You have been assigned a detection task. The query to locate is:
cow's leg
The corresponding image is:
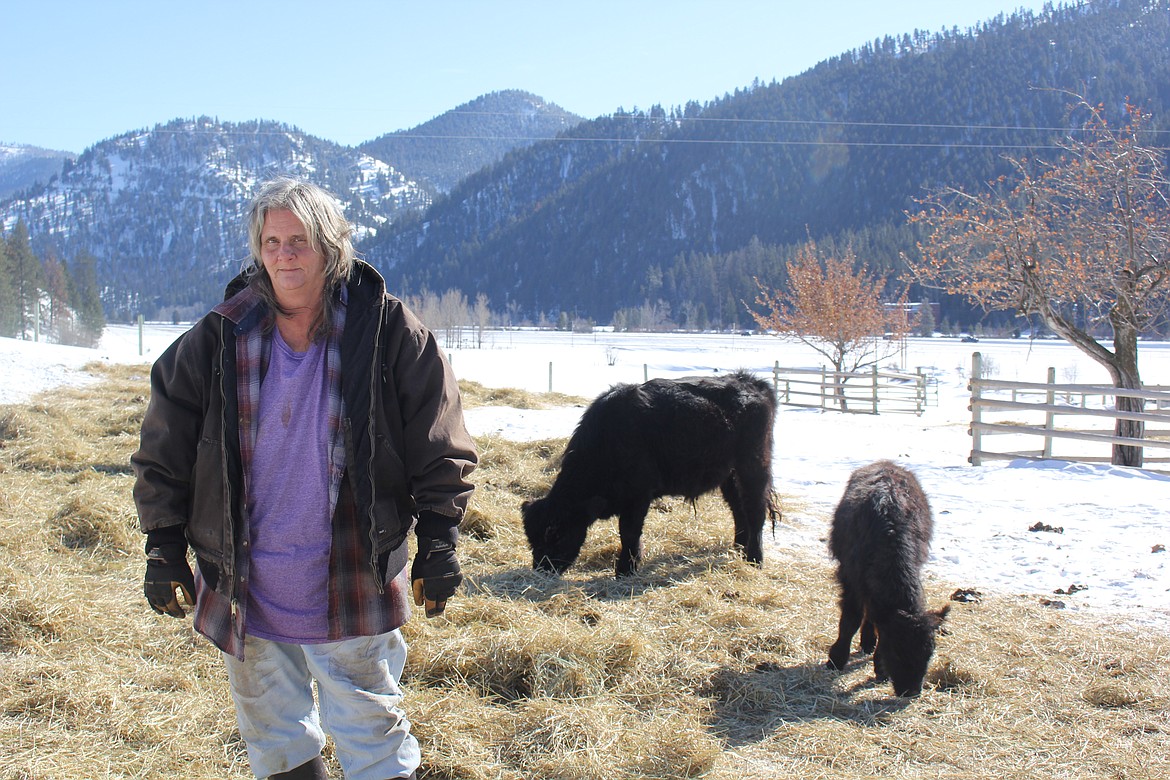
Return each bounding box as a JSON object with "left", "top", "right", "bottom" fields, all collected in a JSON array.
[
  {"left": 872, "top": 644, "right": 889, "bottom": 682},
  {"left": 860, "top": 617, "right": 877, "bottom": 654},
  {"left": 721, "top": 468, "right": 767, "bottom": 565},
  {"left": 615, "top": 498, "right": 652, "bottom": 576},
  {"left": 827, "top": 589, "right": 864, "bottom": 671}
]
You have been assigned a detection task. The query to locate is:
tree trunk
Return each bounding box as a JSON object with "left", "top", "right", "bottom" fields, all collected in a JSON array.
[
  {"left": 832, "top": 357, "right": 849, "bottom": 412},
  {"left": 1044, "top": 306, "right": 1145, "bottom": 468},
  {"left": 1109, "top": 320, "right": 1144, "bottom": 468}
]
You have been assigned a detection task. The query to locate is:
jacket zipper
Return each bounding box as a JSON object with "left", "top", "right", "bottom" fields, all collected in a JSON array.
[
  {"left": 366, "top": 299, "right": 386, "bottom": 594},
  {"left": 218, "top": 315, "right": 241, "bottom": 621}
]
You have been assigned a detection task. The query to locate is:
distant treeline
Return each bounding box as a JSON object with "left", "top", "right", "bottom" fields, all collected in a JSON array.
[{"left": 0, "top": 219, "right": 104, "bottom": 346}]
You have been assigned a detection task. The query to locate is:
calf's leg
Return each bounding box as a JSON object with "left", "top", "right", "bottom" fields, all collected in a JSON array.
[
  {"left": 860, "top": 618, "right": 877, "bottom": 654},
  {"left": 827, "top": 590, "right": 864, "bottom": 671},
  {"left": 872, "top": 634, "right": 889, "bottom": 682},
  {"left": 721, "top": 472, "right": 766, "bottom": 565},
  {"left": 615, "top": 498, "right": 652, "bottom": 576}
]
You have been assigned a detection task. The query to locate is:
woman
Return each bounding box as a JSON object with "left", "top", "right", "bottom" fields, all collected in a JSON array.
[{"left": 132, "top": 176, "right": 477, "bottom": 780}]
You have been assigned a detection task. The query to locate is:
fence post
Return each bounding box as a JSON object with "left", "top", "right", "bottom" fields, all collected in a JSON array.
[
  {"left": 773, "top": 361, "right": 779, "bottom": 396},
  {"left": 1044, "top": 366, "right": 1056, "bottom": 459},
  {"left": 970, "top": 352, "right": 983, "bottom": 466},
  {"left": 548, "top": 362, "right": 553, "bottom": 393},
  {"left": 916, "top": 368, "right": 926, "bottom": 415},
  {"left": 820, "top": 366, "right": 828, "bottom": 410},
  {"left": 644, "top": 363, "right": 648, "bottom": 382},
  {"left": 871, "top": 365, "right": 880, "bottom": 415}
]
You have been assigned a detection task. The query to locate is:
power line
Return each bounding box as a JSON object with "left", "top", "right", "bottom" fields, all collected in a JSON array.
[
  {"left": 370, "top": 132, "right": 1074, "bottom": 151},
  {"left": 141, "top": 126, "right": 1170, "bottom": 152},
  {"left": 130, "top": 107, "right": 1170, "bottom": 153},
  {"left": 399, "top": 107, "right": 1170, "bottom": 135}
]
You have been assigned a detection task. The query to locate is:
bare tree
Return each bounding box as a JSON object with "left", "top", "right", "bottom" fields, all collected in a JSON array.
[
  {"left": 406, "top": 290, "right": 441, "bottom": 331},
  {"left": 906, "top": 95, "right": 1170, "bottom": 466},
  {"left": 750, "top": 238, "right": 908, "bottom": 410},
  {"left": 474, "top": 293, "right": 491, "bottom": 348},
  {"left": 41, "top": 252, "right": 73, "bottom": 337},
  {"left": 439, "top": 289, "right": 469, "bottom": 349}
]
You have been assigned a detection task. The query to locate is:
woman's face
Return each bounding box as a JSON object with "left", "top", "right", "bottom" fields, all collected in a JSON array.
[{"left": 259, "top": 208, "right": 326, "bottom": 309}]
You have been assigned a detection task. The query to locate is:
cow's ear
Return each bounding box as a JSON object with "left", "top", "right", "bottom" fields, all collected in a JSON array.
[
  {"left": 521, "top": 500, "right": 533, "bottom": 511},
  {"left": 928, "top": 604, "right": 951, "bottom": 631}
]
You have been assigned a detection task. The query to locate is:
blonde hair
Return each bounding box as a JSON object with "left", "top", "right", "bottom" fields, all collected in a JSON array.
[{"left": 244, "top": 176, "right": 355, "bottom": 339}]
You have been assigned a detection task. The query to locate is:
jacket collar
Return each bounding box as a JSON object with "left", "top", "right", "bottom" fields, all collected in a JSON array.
[{"left": 212, "top": 284, "right": 265, "bottom": 331}]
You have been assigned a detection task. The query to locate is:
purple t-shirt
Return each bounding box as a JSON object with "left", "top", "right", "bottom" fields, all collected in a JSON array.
[{"left": 245, "top": 327, "right": 332, "bottom": 643}]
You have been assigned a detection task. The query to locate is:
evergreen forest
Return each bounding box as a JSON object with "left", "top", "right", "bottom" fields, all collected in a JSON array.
[
  {"left": 1, "top": 0, "right": 1168, "bottom": 332},
  {"left": 362, "top": 0, "right": 1170, "bottom": 330}
]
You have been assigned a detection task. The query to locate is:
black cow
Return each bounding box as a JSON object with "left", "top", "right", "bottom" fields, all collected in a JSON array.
[
  {"left": 826, "top": 460, "right": 950, "bottom": 697},
  {"left": 522, "top": 370, "right": 778, "bottom": 577}
]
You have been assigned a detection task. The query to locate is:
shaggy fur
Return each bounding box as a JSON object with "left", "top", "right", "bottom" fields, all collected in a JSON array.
[
  {"left": 522, "top": 370, "right": 777, "bottom": 577},
  {"left": 826, "top": 460, "right": 949, "bottom": 697}
]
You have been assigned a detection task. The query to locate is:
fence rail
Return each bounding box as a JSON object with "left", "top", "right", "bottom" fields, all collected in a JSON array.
[
  {"left": 968, "top": 352, "right": 1170, "bottom": 469},
  {"left": 771, "top": 362, "right": 935, "bottom": 415}
]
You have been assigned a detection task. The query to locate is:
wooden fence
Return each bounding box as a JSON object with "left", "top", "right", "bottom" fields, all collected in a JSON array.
[
  {"left": 771, "top": 362, "right": 936, "bottom": 415},
  {"left": 968, "top": 351, "right": 1170, "bottom": 469}
]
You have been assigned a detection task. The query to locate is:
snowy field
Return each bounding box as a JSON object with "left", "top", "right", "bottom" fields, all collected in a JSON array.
[{"left": 2, "top": 324, "right": 1167, "bottom": 631}]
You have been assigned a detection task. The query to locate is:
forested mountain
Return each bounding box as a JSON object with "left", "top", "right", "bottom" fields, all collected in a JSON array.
[
  {"left": 362, "top": 0, "right": 1170, "bottom": 328},
  {"left": 0, "top": 144, "right": 74, "bottom": 199},
  {"left": 0, "top": 118, "right": 430, "bottom": 319},
  {"left": 360, "top": 90, "right": 583, "bottom": 192},
  {"left": 3, "top": 0, "right": 1167, "bottom": 328},
  {"left": 0, "top": 95, "right": 583, "bottom": 321}
]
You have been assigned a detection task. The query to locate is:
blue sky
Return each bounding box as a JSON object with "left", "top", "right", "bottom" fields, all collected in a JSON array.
[{"left": 5, "top": 1, "right": 1050, "bottom": 154}]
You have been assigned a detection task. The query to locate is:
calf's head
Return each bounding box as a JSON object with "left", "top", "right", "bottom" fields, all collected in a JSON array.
[
  {"left": 521, "top": 497, "right": 590, "bottom": 574},
  {"left": 878, "top": 605, "right": 951, "bottom": 697}
]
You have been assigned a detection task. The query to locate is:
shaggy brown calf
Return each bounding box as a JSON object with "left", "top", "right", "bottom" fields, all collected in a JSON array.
[
  {"left": 522, "top": 370, "right": 777, "bottom": 577},
  {"left": 826, "top": 460, "right": 949, "bottom": 697}
]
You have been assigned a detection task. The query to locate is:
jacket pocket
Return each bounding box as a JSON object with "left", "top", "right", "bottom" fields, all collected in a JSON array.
[
  {"left": 187, "top": 435, "right": 228, "bottom": 563},
  {"left": 371, "top": 434, "right": 412, "bottom": 551}
]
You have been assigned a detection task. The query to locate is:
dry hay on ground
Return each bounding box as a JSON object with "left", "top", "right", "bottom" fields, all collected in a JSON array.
[
  {"left": 458, "top": 380, "right": 588, "bottom": 410},
  {"left": 1, "top": 369, "right": 1167, "bottom": 779}
]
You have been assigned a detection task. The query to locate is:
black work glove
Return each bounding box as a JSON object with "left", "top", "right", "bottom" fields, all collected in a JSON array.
[
  {"left": 411, "top": 512, "right": 463, "bottom": 618},
  {"left": 144, "top": 541, "right": 196, "bottom": 618}
]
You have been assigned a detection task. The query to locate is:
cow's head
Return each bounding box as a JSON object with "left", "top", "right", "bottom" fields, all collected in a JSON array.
[
  {"left": 878, "top": 605, "right": 951, "bottom": 697},
  {"left": 521, "top": 496, "right": 590, "bottom": 574}
]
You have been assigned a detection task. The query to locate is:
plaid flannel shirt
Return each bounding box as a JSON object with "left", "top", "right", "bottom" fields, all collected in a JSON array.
[{"left": 192, "top": 284, "right": 411, "bottom": 660}]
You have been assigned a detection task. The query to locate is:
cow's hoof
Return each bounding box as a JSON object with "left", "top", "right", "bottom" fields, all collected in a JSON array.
[{"left": 826, "top": 650, "right": 849, "bottom": 671}]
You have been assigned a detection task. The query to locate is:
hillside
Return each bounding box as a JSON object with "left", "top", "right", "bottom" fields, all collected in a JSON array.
[
  {"left": 361, "top": 0, "right": 1170, "bottom": 327},
  {"left": 3, "top": 1, "right": 1168, "bottom": 326},
  {"left": 1, "top": 117, "right": 430, "bottom": 320},
  {"left": 360, "top": 89, "right": 583, "bottom": 192},
  {"left": 0, "top": 144, "right": 74, "bottom": 199},
  {"left": 0, "top": 94, "right": 586, "bottom": 320}
]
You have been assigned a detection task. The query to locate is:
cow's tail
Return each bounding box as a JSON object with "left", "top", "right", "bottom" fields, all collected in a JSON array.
[{"left": 767, "top": 488, "right": 782, "bottom": 536}]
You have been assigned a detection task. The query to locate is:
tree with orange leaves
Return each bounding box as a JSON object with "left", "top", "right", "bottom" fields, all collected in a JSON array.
[
  {"left": 750, "top": 238, "right": 908, "bottom": 410},
  {"left": 906, "top": 94, "right": 1170, "bottom": 467}
]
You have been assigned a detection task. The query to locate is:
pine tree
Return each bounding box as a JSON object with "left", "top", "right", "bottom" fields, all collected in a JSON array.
[
  {"left": 916, "top": 300, "right": 937, "bottom": 337},
  {"left": 69, "top": 250, "right": 106, "bottom": 346},
  {"left": 0, "top": 237, "right": 16, "bottom": 337},
  {"left": 6, "top": 220, "right": 42, "bottom": 339}
]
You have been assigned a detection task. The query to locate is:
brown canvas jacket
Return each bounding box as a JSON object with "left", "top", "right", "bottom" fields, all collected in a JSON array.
[{"left": 132, "top": 261, "right": 477, "bottom": 610}]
